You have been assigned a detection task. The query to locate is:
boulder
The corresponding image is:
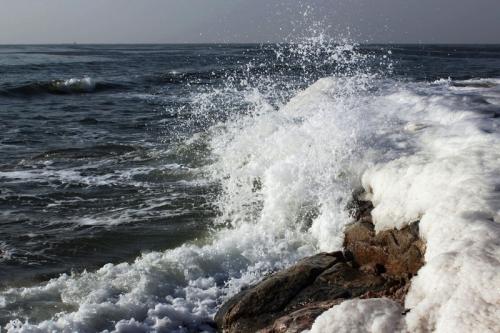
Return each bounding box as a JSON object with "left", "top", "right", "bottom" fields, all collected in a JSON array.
[
  {"left": 215, "top": 198, "right": 426, "bottom": 333},
  {"left": 343, "top": 218, "right": 425, "bottom": 278},
  {"left": 215, "top": 252, "right": 343, "bottom": 333},
  {"left": 257, "top": 300, "right": 343, "bottom": 333}
]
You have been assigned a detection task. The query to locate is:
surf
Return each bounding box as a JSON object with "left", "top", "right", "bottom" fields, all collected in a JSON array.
[{"left": 1, "top": 41, "right": 499, "bottom": 333}]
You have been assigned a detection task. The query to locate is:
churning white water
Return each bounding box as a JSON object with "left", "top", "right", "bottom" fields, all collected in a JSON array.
[
  {"left": 308, "top": 78, "right": 500, "bottom": 333},
  {"left": 2, "top": 40, "right": 500, "bottom": 333}
]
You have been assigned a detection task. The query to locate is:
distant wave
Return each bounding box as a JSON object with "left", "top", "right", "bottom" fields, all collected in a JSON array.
[{"left": 0, "top": 77, "right": 123, "bottom": 97}]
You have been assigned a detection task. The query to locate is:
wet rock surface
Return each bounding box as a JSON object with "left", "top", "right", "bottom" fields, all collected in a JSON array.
[{"left": 215, "top": 199, "right": 425, "bottom": 333}]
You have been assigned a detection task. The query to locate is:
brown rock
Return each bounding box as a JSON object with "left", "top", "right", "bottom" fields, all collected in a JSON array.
[
  {"left": 215, "top": 252, "right": 343, "bottom": 333},
  {"left": 215, "top": 197, "right": 426, "bottom": 333},
  {"left": 215, "top": 252, "right": 409, "bottom": 333},
  {"left": 344, "top": 217, "right": 425, "bottom": 278},
  {"left": 257, "top": 300, "right": 343, "bottom": 333}
]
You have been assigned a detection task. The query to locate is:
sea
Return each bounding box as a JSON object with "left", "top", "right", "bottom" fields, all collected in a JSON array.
[{"left": 1, "top": 41, "right": 499, "bottom": 332}]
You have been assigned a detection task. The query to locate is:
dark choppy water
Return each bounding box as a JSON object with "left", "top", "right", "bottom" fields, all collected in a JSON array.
[{"left": 1, "top": 43, "right": 500, "bottom": 331}]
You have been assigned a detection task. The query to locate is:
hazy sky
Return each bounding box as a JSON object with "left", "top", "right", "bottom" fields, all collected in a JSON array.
[{"left": 0, "top": 0, "right": 499, "bottom": 44}]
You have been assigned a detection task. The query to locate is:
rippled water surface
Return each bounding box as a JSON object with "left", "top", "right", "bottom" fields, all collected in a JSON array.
[{"left": 1, "top": 43, "right": 500, "bottom": 331}]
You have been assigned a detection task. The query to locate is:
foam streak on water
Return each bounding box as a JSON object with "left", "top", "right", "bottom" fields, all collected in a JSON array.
[{"left": 1, "top": 41, "right": 500, "bottom": 332}]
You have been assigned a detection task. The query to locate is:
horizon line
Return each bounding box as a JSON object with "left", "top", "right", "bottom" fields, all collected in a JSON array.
[{"left": 1, "top": 42, "right": 500, "bottom": 46}]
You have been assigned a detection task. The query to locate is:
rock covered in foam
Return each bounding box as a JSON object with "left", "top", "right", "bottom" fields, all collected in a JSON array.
[{"left": 215, "top": 202, "right": 425, "bottom": 333}]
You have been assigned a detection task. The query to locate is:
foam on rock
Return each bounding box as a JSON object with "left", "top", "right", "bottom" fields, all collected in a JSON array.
[
  {"left": 215, "top": 202, "right": 425, "bottom": 333},
  {"left": 312, "top": 79, "right": 500, "bottom": 333}
]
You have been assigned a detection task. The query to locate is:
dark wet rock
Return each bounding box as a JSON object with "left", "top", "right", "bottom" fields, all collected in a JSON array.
[
  {"left": 258, "top": 299, "right": 343, "bottom": 333},
  {"left": 216, "top": 198, "right": 426, "bottom": 333},
  {"left": 215, "top": 252, "right": 342, "bottom": 333}
]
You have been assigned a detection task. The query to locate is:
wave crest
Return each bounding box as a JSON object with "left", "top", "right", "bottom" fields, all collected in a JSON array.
[{"left": 0, "top": 77, "right": 120, "bottom": 97}]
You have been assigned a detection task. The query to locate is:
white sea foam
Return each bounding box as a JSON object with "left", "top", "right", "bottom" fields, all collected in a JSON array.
[
  {"left": 308, "top": 299, "right": 405, "bottom": 333},
  {"left": 309, "top": 80, "right": 500, "bottom": 332},
  {"left": 0, "top": 242, "right": 15, "bottom": 262},
  {"left": 2, "top": 61, "right": 396, "bottom": 332},
  {"left": 0, "top": 164, "right": 185, "bottom": 188},
  {"left": 2, "top": 50, "right": 499, "bottom": 332}
]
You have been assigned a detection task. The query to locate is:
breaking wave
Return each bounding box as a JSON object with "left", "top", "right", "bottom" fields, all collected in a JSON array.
[{"left": 1, "top": 40, "right": 500, "bottom": 333}]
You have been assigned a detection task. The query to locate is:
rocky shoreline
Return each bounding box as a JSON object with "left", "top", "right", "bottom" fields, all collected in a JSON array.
[{"left": 215, "top": 197, "right": 425, "bottom": 333}]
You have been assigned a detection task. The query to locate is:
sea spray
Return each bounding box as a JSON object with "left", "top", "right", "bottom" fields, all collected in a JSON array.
[
  {"left": 2, "top": 41, "right": 499, "bottom": 333},
  {"left": 2, "top": 38, "right": 392, "bottom": 332}
]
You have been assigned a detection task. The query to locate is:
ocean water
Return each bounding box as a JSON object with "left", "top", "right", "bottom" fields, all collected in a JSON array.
[{"left": 1, "top": 42, "right": 499, "bottom": 332}]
